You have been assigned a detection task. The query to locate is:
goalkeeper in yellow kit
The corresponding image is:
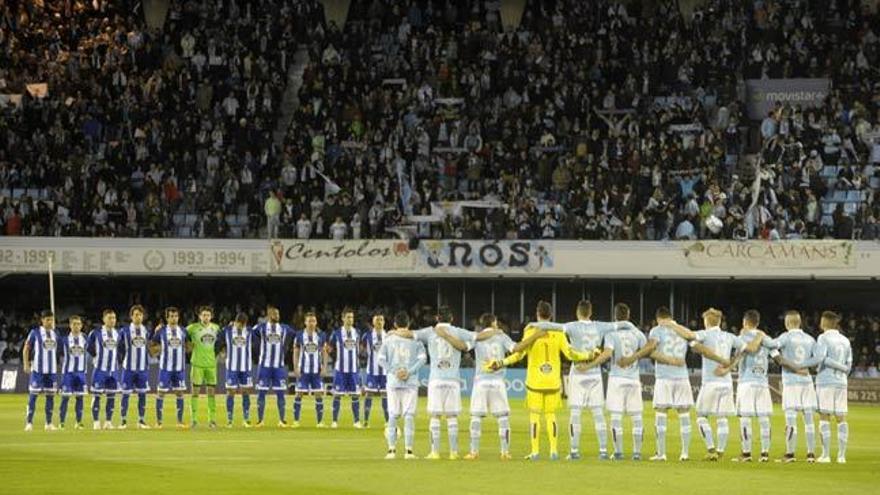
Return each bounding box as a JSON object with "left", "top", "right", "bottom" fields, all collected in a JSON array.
[{"left": 488, "top": 301, "right": 600, "bottom": 460}]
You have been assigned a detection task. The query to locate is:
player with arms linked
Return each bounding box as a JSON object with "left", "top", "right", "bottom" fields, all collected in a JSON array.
[
  {"left": 377, "top": 311, "right": 427, "bottom": 460},
  {"left": 487, "top": 301, "right": 599, "bottom": 461}
]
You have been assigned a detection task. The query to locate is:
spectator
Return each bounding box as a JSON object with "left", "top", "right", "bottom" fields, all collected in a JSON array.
[
  {"left": 265, "top": 191, "right": 282, "bottom": 239},
  {"left": 330, "top": 216, "right": 347, "bottom": 241},
  {"left": 296, "top": 213, "right": 312, "bottom": 240}
]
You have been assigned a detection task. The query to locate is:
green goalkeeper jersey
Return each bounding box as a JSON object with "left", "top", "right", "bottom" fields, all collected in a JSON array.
[{"left": 186, "top": 322, "right": 220, "bottom": 368}]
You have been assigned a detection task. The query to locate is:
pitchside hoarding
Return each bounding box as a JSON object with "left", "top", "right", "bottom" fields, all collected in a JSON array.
[{"left": 0, "top": 238, "right": 878, "bottom": 279}]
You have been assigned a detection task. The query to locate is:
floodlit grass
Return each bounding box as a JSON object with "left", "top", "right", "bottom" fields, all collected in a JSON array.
[{"left": 0, "top": 394, "right": 877, "bottom": 495}]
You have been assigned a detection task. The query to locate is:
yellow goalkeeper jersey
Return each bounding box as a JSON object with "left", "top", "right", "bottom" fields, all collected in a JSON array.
[{"left": 502, "top": 323, "right": 592, "bottom": 392}]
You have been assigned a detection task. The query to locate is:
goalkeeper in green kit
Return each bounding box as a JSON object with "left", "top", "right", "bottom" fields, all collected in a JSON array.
[{"left": 186, "top": 306, "right": 221, "bottom": 428}]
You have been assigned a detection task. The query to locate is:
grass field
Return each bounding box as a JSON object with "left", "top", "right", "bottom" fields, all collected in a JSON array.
[{"left": 0, "top": 394, "right": 877, "bottom": 495}]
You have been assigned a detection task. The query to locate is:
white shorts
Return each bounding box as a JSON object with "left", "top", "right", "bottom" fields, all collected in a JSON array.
[
  {"left": 817, "top": 386, "right": 848, "bottom": 415},
  {"left": 696, "top": 382, "right": 735, "bottom": 417},
  {"left": 470, "top": 379, "right": 510, "bottom": 416},
  {"left": 605, "top": 376, "right": 643, "bottom": 415},
  {"left": 387, "top": 387, "right": 418, "bottom": 417},
  {"left": 781, "top": 383, "right": 817, "bottom": 411},
  {"left": 653, "top": 378, "right": 694, "bottom": 410},
  {"left": 567, "top": 375, "right": 604, "bottom": 409},
  {"left": 735, "top": 383, "right": 773, "bottom": 417},
  {"left": 427, "top": 380, "right": 462, "bottom": 416}
]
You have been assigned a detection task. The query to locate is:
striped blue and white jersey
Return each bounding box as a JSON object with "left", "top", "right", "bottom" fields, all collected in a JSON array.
[
  {"left": 362, "top": 329, "right": 386, "bottom": 377},
  {"left": 331, "top": 326, "right": 360, "bottom": 373},
  {"left": 27, "top": 326, "right": 59, "bottom": 374},
  {"left": 120, "top": 323, "right": 151, "bottom": 372},
  {"left": 771, "top": 329, "right": 816, "bottom": 386},
  {"left": 61, "top": 333, "right": 88, "bottom": 373},
  {"left": 87, "top": 327, "right": 121, "bottom": 372},
  {"left": 648, "top": 324, "right": 689, "bottom": 380},
  {"left": 254, "top": 322, "right": 292, "bottom": 369},
  {"left": 564, "top": 320, "right": 616, "bottom": 379},
  {"left": 694, "top": 327, "right": 745, "bottom": 386},
  {"left": 221, "top": 325, "right": 254, "bottom": 372},
  {"left": 152, "top": 325, "right": 186, "bottom": 372},
  {"left": 295, "top": 330, "right": 325, "bottom": 374},
  {"left": 413, "top": 324, "right": 475, "bottom": 382},
  {"left": 813, "top": 330, "right": 852, "bottom": 389}
]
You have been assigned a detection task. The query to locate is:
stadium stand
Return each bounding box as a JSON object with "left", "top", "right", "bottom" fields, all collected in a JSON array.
[{"left": 1, "top": 0, "right": 879, "bottom": 240}]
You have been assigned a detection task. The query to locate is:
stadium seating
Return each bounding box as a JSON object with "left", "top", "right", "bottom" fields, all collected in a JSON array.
[{"left": 1, "top": 0, "right": 878, "bottom": 240}]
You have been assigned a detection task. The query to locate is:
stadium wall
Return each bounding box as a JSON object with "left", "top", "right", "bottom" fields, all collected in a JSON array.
[{"left": 0, "top": 237, "right": 877, "bottom": 280}]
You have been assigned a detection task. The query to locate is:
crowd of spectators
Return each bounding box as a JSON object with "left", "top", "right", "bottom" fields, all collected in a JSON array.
[
  {"left": 279, "top": 0, "right": 880, "bottom": 241},
  {"left": 2, "top": 0, "right": 880, "bottom": 241},
  {"left": 0, "top": 0, "right": 322, "bottom": 237}
]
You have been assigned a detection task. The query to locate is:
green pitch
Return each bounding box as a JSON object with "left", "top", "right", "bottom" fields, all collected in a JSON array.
[{"left": 0, "top": 394, "right": 877, "bottom": 495}]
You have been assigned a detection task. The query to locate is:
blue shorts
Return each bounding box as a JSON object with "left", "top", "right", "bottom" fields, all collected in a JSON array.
[
  {"left": 257, "top": 366, "right": 288, "bottom": 391},
  {"left": 121, "top": 370, "right": 151, "bottom": 393},
  {"left": 29, "top": 372, "right": 57, "bottom": 393},
  {"left": 226, "top": 370, "right": 254, "bottom": 390},
  {"left": 61, "top": 372, "right": 87, "bottom": 395},
  {"left": 333, "top": 372, "right": 361, "bottom": 395},
  {"left": 364, "top": 374, "right": 387, "bottom": 393},
  {"left": 297, "top": 373, "right": 323, "bottom": 393},
  {"left": 91, "top": 370, "right": 119, "bottom": 394},
  {"left": 158, "top": 370, "right": 187, "bottom": 392}
]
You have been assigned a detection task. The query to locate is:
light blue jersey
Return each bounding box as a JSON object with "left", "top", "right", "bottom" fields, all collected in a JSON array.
[
  {"left": 771, "top": 329, "right": 816, "bottom": 385},
  {"left": 473, "top": 330, "right": 516, "bottom": 381},
  {"left": 414, "top": 324, "right": 475, "bottom": 382},
  {"left": 812, "top": 330, "right": 852, "bottom": 389},
  {"left": 694, "top": 327, "right": 744, "bottom": 385},
  {"left": 648, "top": 325, "right": 689, "bottom": 380},
  {"left": 377, "top": 334, "right": 427, "bottom": 388},
  {"left": 604, "top": 321, "right": 647, "bottom": 381},
  {"left": 738, "top": 330, "right": 775, "bottom": 384},
  {"left": 564, "top": 320, "right": 615, "bottom": 379}
]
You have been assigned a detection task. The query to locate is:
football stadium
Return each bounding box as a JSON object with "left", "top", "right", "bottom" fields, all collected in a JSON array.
[{"left": 1, "top": 1, "right": 879, "bottom": 494}]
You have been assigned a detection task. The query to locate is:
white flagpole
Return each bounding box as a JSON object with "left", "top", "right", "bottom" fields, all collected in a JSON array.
[{"left": 48, "top": 252, "right": 56, "bottom": 315}]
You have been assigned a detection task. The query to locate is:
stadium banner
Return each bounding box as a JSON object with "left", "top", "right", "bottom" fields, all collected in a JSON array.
[
  {"left": 414, "top": 239, "right": 876, "bottom": 279},
  {"left": 682, "top": 240, "right": 855, "bottom": 270},
  {"left": 0, "top": 238, "right": 271, "bottom": 275},
  {"left": 745, "top": 78, "right": 831, "bottom": 120},
  {"left": 416, "top": 240, "right": 554, "bottom": 274},
  {"left": 2, "top": 238, "right": 880, "bottom": 279},
  {"left": 269, "top": 239, "right": 414, "bottom": 273}
]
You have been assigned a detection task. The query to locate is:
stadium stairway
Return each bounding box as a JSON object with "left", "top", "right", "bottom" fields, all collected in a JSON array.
[{"left": 273, "top": 45, "right": 311, "bottom": 149}]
